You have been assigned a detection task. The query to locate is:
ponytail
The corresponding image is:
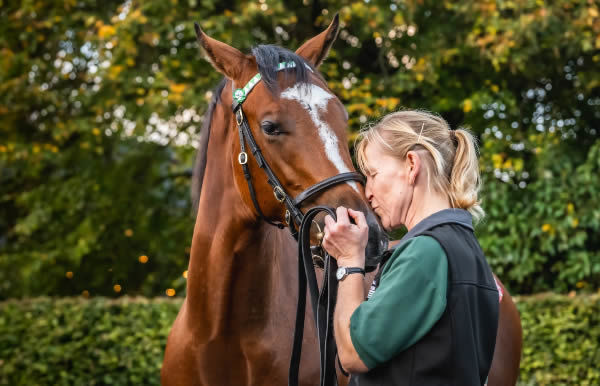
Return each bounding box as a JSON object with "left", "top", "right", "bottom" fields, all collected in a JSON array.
[{"left": 449, "top": 129, "right": 484, "bottom": 223}]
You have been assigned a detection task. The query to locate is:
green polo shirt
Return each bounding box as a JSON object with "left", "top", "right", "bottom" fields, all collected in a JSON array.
[{"left": 349, "top": 235, "right": 448, "bottom": 369}]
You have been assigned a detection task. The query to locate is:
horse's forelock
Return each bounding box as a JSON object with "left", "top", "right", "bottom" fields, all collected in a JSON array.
[{"left": 251, "top": 45, "right": 313, "bottom": 95}]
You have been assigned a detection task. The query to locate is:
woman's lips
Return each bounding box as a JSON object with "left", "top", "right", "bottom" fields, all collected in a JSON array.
[{"left": 372, "top": 207, "right": 382, "bottom": 220}]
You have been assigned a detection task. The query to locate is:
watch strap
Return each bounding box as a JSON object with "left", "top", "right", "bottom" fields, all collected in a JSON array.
[{"left": 345, "top": 267, "right": 366, "bottom": 276}]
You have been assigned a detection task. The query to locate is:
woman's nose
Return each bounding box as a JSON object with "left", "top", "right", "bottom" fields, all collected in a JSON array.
[{"left": 364, "top": 179, "right": 374, "bottom": 204}]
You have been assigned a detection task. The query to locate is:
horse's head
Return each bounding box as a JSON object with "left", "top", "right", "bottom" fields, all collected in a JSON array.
[{"left": 194, "top": 15, "right": 387, "bottom": 262}]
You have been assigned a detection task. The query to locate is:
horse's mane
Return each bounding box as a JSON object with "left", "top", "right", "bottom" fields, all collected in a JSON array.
[
  {"left": 191, "top": 45, "right": 315, "bottom": 214},
  {"left": 191, "top": 78, "right": 227, "bottom": 214}
]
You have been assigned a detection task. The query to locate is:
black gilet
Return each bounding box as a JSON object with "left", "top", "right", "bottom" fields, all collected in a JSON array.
[{"left": 350, "top": 209, "right": 499, "bottom": 386}]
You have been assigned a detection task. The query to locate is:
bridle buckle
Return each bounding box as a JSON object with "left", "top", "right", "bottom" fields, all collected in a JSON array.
[
  {"left": 238, "top": 152, "right": 248, "bottom": 165},
  {"left": 236, "top": 109, "right": 244, "bottom": 126},
  {"left": 273, "top": 186, "right": 286, "bottom": 203}
]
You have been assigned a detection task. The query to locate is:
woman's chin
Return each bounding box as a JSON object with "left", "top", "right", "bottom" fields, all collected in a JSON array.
[
  {"left": 385, "top": 220, "right": 404, "bottom": 233},
  {"left": 381, "top": 220, "right": 393, "bottom": 232}
]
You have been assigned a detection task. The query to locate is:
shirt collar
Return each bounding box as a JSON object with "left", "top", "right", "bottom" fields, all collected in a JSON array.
[{"left": 398, "top": 208, "right": 473, "bottom": 244}]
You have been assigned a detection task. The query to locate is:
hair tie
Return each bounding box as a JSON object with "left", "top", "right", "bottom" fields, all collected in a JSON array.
[{"left": 450, "top": 130, "right": 458, "bottom": 146}]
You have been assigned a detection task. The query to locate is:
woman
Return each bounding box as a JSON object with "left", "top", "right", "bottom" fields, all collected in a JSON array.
[{"left": 322, "top": 110, "right": 499, "bottom": 385}]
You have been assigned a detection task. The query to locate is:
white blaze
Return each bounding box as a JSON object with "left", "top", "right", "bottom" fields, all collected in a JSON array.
[{"left": 281, "top": 83, "right": 358, "bottom": 191}]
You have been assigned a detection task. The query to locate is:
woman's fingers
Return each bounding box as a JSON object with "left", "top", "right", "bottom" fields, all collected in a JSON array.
[
  {"left": 324, "top": 214, "right": 335, "bottom": 231},
  {"left": 324, "top": 207, "right": 367, "bottom": 241},
  {"left": 321, "top": 207, "right": 368, "bottom": 265},
  {"left": 336, "top": 206, "right": 350, "bottom": 225},
  {"left": 347, "top": 208, "right": 367, "bottom": 229}
]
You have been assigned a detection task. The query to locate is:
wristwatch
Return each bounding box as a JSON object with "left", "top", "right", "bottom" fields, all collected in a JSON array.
[{"left": 336, "top": 267, "right": 366, "bottom": 281}]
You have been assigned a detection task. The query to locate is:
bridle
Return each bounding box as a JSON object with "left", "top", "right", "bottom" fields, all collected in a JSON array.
[
  {"left": 230, "top": 61, "right": 363, "bottom": 386},
  {"left": 231, "top": 61, "right": 365, "bottom": 239}
]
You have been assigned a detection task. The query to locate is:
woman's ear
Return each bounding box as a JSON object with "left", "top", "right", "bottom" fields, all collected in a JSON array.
[{"left": 406, "top": 151, "right": 421, "bottom": 185}]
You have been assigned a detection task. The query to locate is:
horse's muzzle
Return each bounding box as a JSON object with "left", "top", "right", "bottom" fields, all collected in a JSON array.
[{"left": 364, "top": 210, "right": 388, "bottom": 272}]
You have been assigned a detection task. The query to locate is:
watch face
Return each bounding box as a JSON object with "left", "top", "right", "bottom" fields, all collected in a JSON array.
[{"left": 336, "top": 267, "right": 346, "bottom": 280}]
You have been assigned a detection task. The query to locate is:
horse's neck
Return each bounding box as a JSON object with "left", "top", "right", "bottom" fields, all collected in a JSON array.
[{"left": 185, "top": 110, "right": 297, "bottom": 338}]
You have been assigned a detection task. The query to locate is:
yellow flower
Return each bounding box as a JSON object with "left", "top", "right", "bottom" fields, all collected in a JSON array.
[
  {"left": 541, "top": 223, "right": 552, "bottom": 233},
  {"left": 169, "top": 83, "right": 187, "bottom": 94},
  {"left": 513, "top": 159, "right": 524, "bottom": 172},
  {"left": 124, "top": 229, "right": 133, "bottom": 237},
  {"left": 183, "top": 270, "right": 188, "bottom": 279},
  {"left": 491, "top": 153, "right": 503, "bottom": 169},
  {"left": 108, "top": 65, "right": 123, "bottom": 79},
  {"left": 66, "top": 271, "right": 73, "bottom": 279},
  {"left": 462, "top": 99, "right": 473, "bottom": 113},
  {"left": 571, "top": 218, "right": 579, "bottom": 228},
  {"left": 567, "top": 203, "right": 574, "bottom": 214},
  {"left": 139, "top": 255, "right": 148, "bottom": 263},
  {"left": 113, "top": 284, "right": 122, "bottom": 293},
  {"left": 92, "top": 128, "right": 101, "bottom": 136},
  {"left": 166, "top": 288, "right": 176, "bottom": 297},
  {"left": 98, "top": 25, "right": 116, "bottom": 39}
]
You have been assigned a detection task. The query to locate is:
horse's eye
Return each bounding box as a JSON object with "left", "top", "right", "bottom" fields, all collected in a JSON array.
[{"left": 260, "top": 121, "right": 282, "bottom": 136}]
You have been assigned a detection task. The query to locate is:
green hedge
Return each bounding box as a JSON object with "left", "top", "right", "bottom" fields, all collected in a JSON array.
[
  {"left": 0, "top": 297, "right": 180, "bottom": 385},
  {"left": 0, "top": 295, "right": 598, "bottom": 385},
  {"left": 516, "top": 294, "right": 600, "bottom": 385}
]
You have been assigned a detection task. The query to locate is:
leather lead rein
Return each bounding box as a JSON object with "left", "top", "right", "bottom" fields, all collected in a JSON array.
[{"left": 289, "top": 206, "right": 340, "bottom": 386}]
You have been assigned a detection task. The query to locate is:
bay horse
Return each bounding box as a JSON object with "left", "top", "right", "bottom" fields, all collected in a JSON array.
[
  {"left": 162, "top": 16, "right": 387, "bottom": 386},
  {"left": 162, "top": 16, "right": 522, "bottom": 386}
]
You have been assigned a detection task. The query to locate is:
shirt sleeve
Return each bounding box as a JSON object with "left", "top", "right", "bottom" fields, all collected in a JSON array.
[{"left": 349, "top": 235, "right": 448, "bottom": 369}]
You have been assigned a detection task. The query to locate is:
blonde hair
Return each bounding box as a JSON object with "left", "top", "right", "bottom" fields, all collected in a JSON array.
[{"left": 355, "top": 110, "right": 484, "bottom": 223}]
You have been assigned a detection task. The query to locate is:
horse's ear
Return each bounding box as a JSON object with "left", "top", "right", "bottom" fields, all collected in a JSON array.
[
  {"left": 295, "top": 13, "right": 339, "bottom": 68},
  {"left": 194, "top": 22, "right": 250, "bottom": 80}
]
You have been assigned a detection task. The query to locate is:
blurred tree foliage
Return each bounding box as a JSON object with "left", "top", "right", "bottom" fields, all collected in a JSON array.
[{"left": 1, "top": 0, "right": 599, "bottom": 299}]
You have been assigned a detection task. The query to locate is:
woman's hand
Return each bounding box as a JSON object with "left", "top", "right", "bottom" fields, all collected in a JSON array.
[{"left": 323, "top": 206, "right": 369, "bottom": 267}]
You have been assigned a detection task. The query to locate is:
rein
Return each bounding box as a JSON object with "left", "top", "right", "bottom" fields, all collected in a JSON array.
[
  {"left": 231, "top": 62, "right": 362, "bottom": 386},
  {"left": 290, "top": 206, "right": 342, "bottom": 386}
]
